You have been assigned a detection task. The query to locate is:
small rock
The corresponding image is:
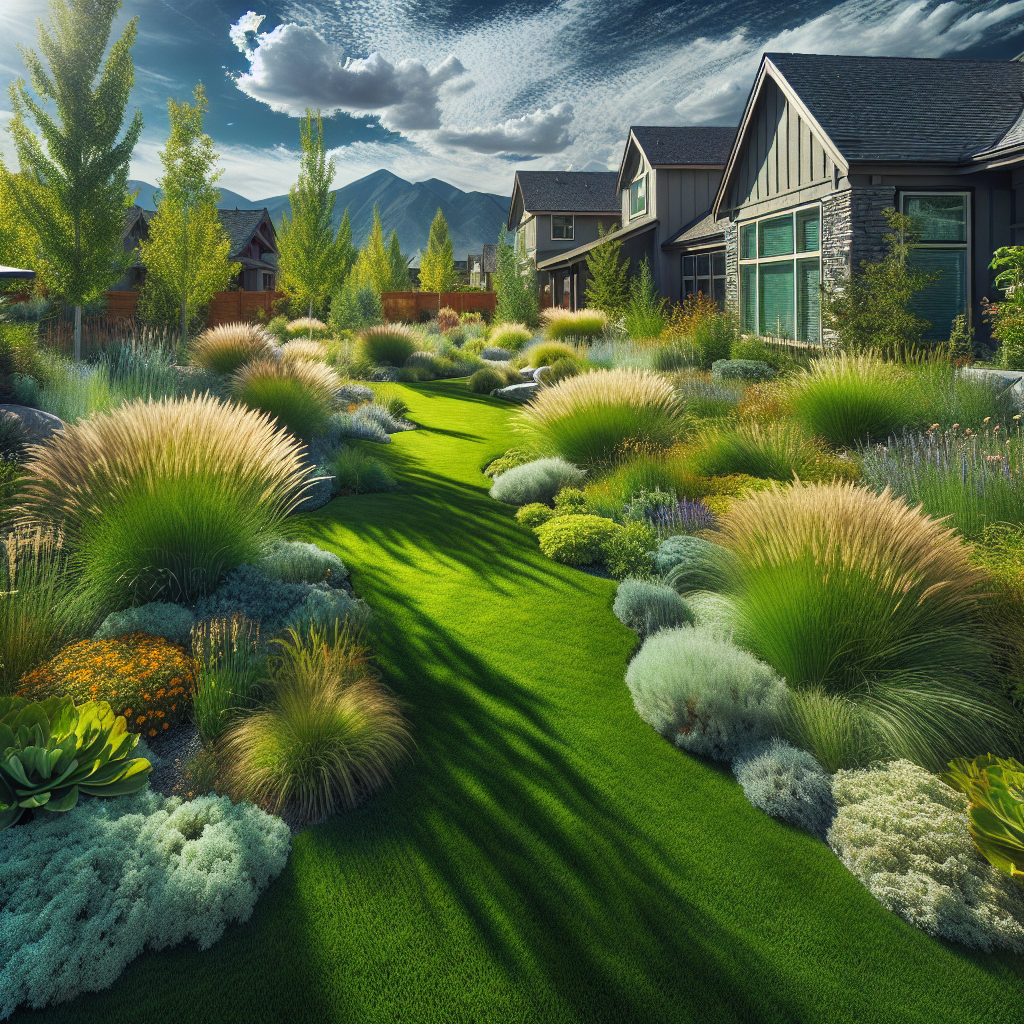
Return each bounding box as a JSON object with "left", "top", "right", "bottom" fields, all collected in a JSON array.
[
  {"left": 0, "top": 404, "right": 64, "bottom": 448},
  {"left": 491, "top": 382, "right": 539, "bottom": 403},
  {"left": 519, "top": 367, "right": 536, "bottom": 380},
  {"left": 292, "top": 473, "right": 336, "bottom": 514},
  {"left": 532, "top": 366, "right": 551, "bottom": 383}
]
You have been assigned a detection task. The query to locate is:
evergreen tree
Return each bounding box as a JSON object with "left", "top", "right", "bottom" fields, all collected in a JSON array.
[
  {"left": 276, "top": 110, "right": 348, "bottom": 319},
  {"left": 350, "top": 205, "right": 392, "bottom": 295},
  {"left": 335, "top": 207, "right": 357, "bottom": 283},
  {"left": 419, "top": 207, "right": 457, "bottom": 294},
  {"left": 494, "top": 226, "right": 539, "bottom": 326},
  {"left": 3, "top": 0, "right": 143, "bottom": 359},
  {"left": 137, "top": 84, "right": 237, "bottom": 342},
  {"left": 623, "top": 257, "right": 665, "bottom": 339},
  {"left": 387, "top": 229, "right": 410, "bottom": 291},
  {"left": 584, "top": 224, "right": 629, "bottom": 316}
]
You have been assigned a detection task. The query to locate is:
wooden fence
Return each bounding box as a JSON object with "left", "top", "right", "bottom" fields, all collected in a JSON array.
[
  {"left": 381, "top": 291, "right": 496, "bottom": 323},
  {"left": 102, "top": 290, "right": 283, "bottom": 327}
]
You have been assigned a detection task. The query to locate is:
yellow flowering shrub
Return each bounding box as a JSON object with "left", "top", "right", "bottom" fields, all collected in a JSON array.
[{"left": 17, "top": 635, "right": 196, "bottom": 737}]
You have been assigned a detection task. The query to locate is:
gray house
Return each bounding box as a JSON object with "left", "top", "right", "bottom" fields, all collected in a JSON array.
[
  {"left": 506, "top": 171, "right": 620, "bottom": 307},
  {"left": 538, "top": 126, "right": 735, "bottom": 309},
  {"left": 713, "top": 52, "right": 1024, "bottom": 345}
]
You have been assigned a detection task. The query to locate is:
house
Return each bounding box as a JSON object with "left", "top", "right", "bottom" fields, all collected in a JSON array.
[
  {"left": 713, "top": 52, "right": 1024, "bottom": 344},
  {"left": 114, "top": 205, "right": 279, "bottom": 292},
  {"left": 506, "top": 171, "right": 620, "bottom": 307},
  {"left": 537, "top": 126, "right": 735, "bottom": 309}
]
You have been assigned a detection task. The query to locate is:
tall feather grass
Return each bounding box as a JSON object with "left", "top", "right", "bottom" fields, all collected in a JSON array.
[
  {"left": 541, "top": 307, "right": 608, "bottom": 340},
  {"left": 488, "top": 323, "right": 533, "bottom": 352},
  {"left": 17, "top": 395, "right": 313, "bottom": 608},
  {"left": 357, "top": 324, "right": 419, "bottom": 367},
  {"left": 721, "top": 480, "right": 1020, "bottom": 771},
  {"left": 189, "top": 323, "right": 277, "bottom": 375},
  {"left": 229, "top": 357, "right": 341, "bottom": 439},
  {"left": 683, "top": 422, "right": 825, "bottom": 481},
  {"left": 192, "top": 616, "right": 263, "bottom": 742},
  {"left": 520, "top": 368, "right": 683, "bottom": 467},
  {"left": 280, "top": 339, "right": 329, "bottom": 362},
  {"left": 218, "top": 625, "right": 411, "bottom": 823}
]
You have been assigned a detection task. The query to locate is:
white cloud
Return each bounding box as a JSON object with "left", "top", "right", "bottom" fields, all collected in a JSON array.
[
  {"left": 230, "top": 13, "right": 467, "bottom": 132},
  {"left": 433, "top": 103, "right": 574, "bottom": 155}
]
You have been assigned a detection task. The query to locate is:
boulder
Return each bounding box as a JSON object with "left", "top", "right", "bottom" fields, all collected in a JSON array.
[
  {"left": 518, "top": 367, "right": 536, "bottom": 381},
  {"left": 0, "top": 405, "right": 65, "bottom": 448},
  {"left": 532, "top": 366, "right": 551, "bottom": 383},
  {"left": 292, "top": 473, "right": 336, "bottom": 514},
  {"left": 491, "top": 382, "right": 539, "bottom": 404}
]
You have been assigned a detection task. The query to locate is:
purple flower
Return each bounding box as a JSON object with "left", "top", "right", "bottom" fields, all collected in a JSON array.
[{"left": 647, "top": 498, "right": 717, "bottom": 536}]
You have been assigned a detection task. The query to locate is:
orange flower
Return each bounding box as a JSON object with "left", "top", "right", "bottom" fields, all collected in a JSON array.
[
  {"left": 149, "top": 728, "right": 157, "bottom": 736},
  {"left": 162, "top": 722, "right": 169, "bottom": 729}
]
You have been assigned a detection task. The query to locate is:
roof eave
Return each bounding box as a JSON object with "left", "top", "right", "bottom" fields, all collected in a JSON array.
[
  {"left": 615, "top": 129, "right": 643, "bottom": 194},
  {"left": 537, "top": 216, "right": 659, "bottom": 270},
  {"left": 506, "top": 174, "right": 524, "bottom": 231}
]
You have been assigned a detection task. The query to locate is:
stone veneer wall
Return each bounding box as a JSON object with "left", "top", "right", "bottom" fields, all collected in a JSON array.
[{"left": 724, "top": 222, "right": 739, "bottom": 318}]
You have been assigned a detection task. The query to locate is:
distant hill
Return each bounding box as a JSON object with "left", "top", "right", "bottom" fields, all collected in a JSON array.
[{"left": 128, "top": 170, "right": 511, "bottom": 265}]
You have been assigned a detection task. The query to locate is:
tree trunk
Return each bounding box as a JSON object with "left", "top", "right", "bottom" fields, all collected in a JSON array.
[
  {"left": 74, "top": 305, "right": 82, "bottom": 363},
  {"left": 181, "top": 297, "right": 188, "bottom": 350},
  {"left": 308, "top": 298, "right": 313, "bottom": 340}
]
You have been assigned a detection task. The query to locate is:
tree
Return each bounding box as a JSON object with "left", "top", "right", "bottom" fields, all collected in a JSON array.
[
  {"left": 276, "top": 110, "right": 349, "bottom": 320},
  {"left": 419, "top": 207, "right": 457, "bottom": 295},
  {"left": 349, "top": 205, "right": 392, "bottom": 295},
  {"left": 3, "top": 0, "right": 143, "bottom": 360},
  {"left": 335, "top": 207, "right": 357, "bottom": 285},
  {"left": 0, "top": 172, "right": 45, "bottom": 295},
  {"left": 821, "top": 209, "right": 939, "bottom": 354},
  {"left": 137, "top": 83, "right": 238, "bottom": 343},
  {"left": 494, "top": 227, "right": 539, "bottom": 326},
  {"left": 387, "top": 229, "right": 411, "bottom": 291},
  {"left": 584, "top": 224, "right": 629, "bottom": 315},
  {"left": 623, "top": 256, "right": 665, "bottom": 339}
]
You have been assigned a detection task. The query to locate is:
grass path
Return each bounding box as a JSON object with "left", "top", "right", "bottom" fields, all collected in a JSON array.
[{"left": 20, "top": 381, "right": 1020, "bottom": 1024}]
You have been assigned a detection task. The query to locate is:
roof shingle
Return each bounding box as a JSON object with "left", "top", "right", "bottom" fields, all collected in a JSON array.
[
  {"left": 629, "top": 126, "right": 737, "bottom": 166},
  {"left": 514, "top": 171, "right": 620, "bottom": 214}
]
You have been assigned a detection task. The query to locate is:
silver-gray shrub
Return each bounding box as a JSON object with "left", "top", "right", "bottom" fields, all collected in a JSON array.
[
  {"left": 828, "top": 760, "right": 1024, "bottom": 952},
  {"left": 490, "top": 457, "right": 586, "bottom": 506},
  {"left": 93, "top": 601, "right": 197, "bottom": 646},
  {"left": 625, "top": 625, "right": 788, "bottom": 761},
  {"left": 732, "top": 739, "right": 835, "bottom": 837},
  {"left": 613, "top": 578, "right": 693, "bottom": 639},
  {"left": 354, "top": 402, "right": 403, "bottom": 434},
  {"left": 481, "top": 346, "right": 512, "bottom": 361},
  {"left": 255, "top": 539, "right": 348, "bottom": 587},
  {"left": 309, "top": 411, "right": 390, "bottom": 464},
  {"left": 684, "top": 590, "right": 739, "bottom": 639},
  {"left": 283, "top": 588, "right": 372, "bottom": 636},
  {"left": 336, "top": 383, "right": 375, "bottom": 405},
  {"left": 0, "top": 790, "right": 290, "bottom": 1018},
  {"left": 653, "top": 534, "right": 733, "bottom": 590}
]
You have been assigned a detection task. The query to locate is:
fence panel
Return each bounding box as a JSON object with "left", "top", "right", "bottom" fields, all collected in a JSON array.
[
  {"left": 381, "top": 291, "right": 496, "bottom": 322},
  {"left": 104, "top": 290, "right": 284, "bottom": 328}
]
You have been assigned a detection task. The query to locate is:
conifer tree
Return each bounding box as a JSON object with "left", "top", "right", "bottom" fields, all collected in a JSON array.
[
  {"left": 584, "top": 224, "right": 629, "bottom": 316},
  {"left": 494, "top": 226, "right": 538, "bottom": 326},
  {"left": 350, "top": 204, "right": 392, "bottom": 295},
  {"left": 138, "top": 83, "right": 237, "bottom": 342},
  {"left": 276, "top": 110, "right": 349, "bottom": 319},
  {"left": 387, "top": 229, "right": 410, "bottom": 291},
  {"left": 419, "top": 207, "right": 458, "bottom": 295},
  {"left": 3, "top": 0, "right": 143, "bottom": 359}
]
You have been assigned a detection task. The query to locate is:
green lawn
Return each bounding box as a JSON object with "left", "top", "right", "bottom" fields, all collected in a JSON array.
[{"left": 18, "top": 380, "right": 1020, "bottom": 1024}]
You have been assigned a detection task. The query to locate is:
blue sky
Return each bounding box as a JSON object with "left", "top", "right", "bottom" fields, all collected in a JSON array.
[{"left": 1, "top": 0, "right": 1023, "bottom": 199}]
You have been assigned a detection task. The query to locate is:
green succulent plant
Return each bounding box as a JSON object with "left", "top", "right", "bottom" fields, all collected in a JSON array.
[
  {"left": 0, "top": 697, "right": 151, "bottom": 829},
  {"left": 943, "top": 754, "right": 1024, "bottom": 881}
]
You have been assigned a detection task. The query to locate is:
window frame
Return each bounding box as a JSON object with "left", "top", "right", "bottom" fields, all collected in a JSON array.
[
  {"left": 898, "top": 189, "right": 971, "bottom": 338},
  {"left": 681, "top": 249, "right": 727, "bottom": 309},
  {"left": 629, "top": 158, "right": 648, "bottom": 220},
  {"left": 737, "top": 201, "right": 822, "bottom": 343},
  {"left": 551, "top": 214, "right": 575, "bottom": 241}
]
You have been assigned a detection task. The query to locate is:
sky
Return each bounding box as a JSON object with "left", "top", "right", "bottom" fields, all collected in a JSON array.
[{"left": 1, "top": 0, "right": 1023, "bottom": 201}]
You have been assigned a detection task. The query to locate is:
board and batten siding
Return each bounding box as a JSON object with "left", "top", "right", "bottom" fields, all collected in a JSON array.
[{"left": 727, "top": 77, "right": 835, "bottom": 216}]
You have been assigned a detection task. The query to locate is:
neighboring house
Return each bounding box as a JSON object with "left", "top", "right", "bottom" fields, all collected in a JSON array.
[
  {"left": 506, "top": 171, "right": 620, "bottom": 307},
  {"left": 538, "top": 126, "right": 735, "bottom": 309},
  {"left": 712, "top": 52, "right": 1024, "bottom": 345},
  {"left": 114, "top": 205, "right": 279, "bottom": 292}
]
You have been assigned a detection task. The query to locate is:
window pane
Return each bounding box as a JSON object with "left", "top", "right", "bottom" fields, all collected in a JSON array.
[
  {"left": 713, "top": 277, "right": 726, "bottom": 309},
  {"left": 712, "top": 252, "right": 726, "bottom": 277},
  {"left": 682, "top": 279, "right": 696, "bottom": 299},
  {"left": 908, "top": 248, "right": 968, "bottom": 340},
  {"left": 696, "top": 254, "right": 710, "bottom": 276},
  {"left": 630, "top": 176, "right": 646, "bottom": 216},
  {"left": 697, "top": 277, "right": 711, "bottom": 297},
  {"left": 740, "top": 225, "right": 756, "bottom": 260},
  {"left": 740, "top": 265, "right": 757, "bottom": 333},
  {"left": 759, "top": 215, "right": 794, "bottom": 257},
  {"left": 797, "top": 258, "right": 820, "bottom": 343},
  {"left": 683, "top": 256, "right": 694, "bottom": 277},
  {"left": 796, "top": 208, "right": 820, "bottom": 253},
  {"left": 759, "top": 262, "right": 795, "bottom": 338},
  {"left": 903, "top": 195, "right": 967, "bottom": 243}
]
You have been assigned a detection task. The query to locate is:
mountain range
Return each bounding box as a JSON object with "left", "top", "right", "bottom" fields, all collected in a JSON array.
[{"left": 128, "top": 170, "right": 510, "bottom": 265}]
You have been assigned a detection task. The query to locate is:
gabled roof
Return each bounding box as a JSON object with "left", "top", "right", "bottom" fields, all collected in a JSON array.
[
  {"left": 218, "top": 208, "right": 276, "bottom": 258},
  {"left": 766, "top": 52, "right": 1024, "bottom": 164},
  {"left": 662, "top": 211, "right": 728, "bottom": 250},
  {"left": 617, "top": 126, "right": 736, "bottom": 192},
  {"left": 537, "top": 215, "right": 658, "bottom": 271},
  {"left": 507, "top": 171, "right": 619, "bottom": 229}
]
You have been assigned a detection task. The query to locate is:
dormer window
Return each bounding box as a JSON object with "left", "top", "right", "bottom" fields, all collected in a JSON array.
[{"left": 629, "top": 163, "right": 647, "bottom": 219}]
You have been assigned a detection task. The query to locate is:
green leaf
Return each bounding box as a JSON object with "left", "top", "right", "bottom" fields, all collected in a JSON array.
[{"left": 41, "top": 784, "right": 78, "bottom": 812}]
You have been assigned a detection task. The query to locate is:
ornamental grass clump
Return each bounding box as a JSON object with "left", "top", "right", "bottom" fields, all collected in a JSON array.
[
  {"left": 285, "top": 317, "right": 331, "bottom": 339},
  {"left": 189, "top": 322, "right": 276, "bottom": 375},
  {"left": 489, "top": 457, "right": 586, "bottom": 506},
  {"left": 218, "top": 627, "right": 411, "bottom": 823},
  {"left": 356, "top": 324, "right": 419, "bottom": 367},
  {"left": 789, "top": 352, "right": 910, "bottom": 447},
  {"left": 625, "top": 625, "right": 788, "bottom": 761},
  {"left": 489, "top": 323, "right": 533, "bottom": 352},
  {"left": 722, "top": 480, "right": 1021, "bottom": 771},
  {"left": 17, "top": 635, "right": 197, "bottom": 738},
  {"left": 17, "top": 395, "right": 313, "bottom": 608},
  {"left": 520, "top": 368, "right": 683, "bottom": 467},
  {"left": 192, "top": 616, "right": 262, "bottom": 742},
  {"left": 521, "top": 339, "right": 582, "bottom": 368},
  {"left": 683, "top": 422, "right": 824, "bottom": 482},
  {"left": 280, "top": 338, "right": 329, "bottom": 362},
  {"left": 333, "top": 446, "right": 399, "bottom": 494},
  {"left": 229, "top": 357, "right": 341, "bottom": 439},
  {"left": 541, "top": 307, "right": 608, "bottom": 340}
]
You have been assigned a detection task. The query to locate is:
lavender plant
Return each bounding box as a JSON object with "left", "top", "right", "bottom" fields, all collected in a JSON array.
[{"left": 646, "top": 498, "right": 718, "bottom": 538}]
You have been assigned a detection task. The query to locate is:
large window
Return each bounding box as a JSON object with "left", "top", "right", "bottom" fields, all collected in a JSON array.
[
  {"left": 737, "top": 205, "right": 821, "bottom": 342},
  {"left": 629, "top": 170, "right": 647, "bottom": 219},
  {"left": 901, "top": 192, "right": 969, "bottom": 341},
  {"left": 682, "top": 251, "right": 727, "bottom": 308},
  {"left": 551, "top": 215, "right": 574, "bottom": 240}
]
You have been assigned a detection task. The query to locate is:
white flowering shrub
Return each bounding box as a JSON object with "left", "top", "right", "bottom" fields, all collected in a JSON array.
[
  {"left": 93, "top": 601, "right": 197, "bottom": 646},
  {"left": 733, "top": 739, "right": 835, "bottom": 836},
  {"left": 828, "top": 760, "right": 1024, "bottom": 952},
  {"left": 625, "top": 625, "right": 788, "bottom": 761},
  {"left": 0, "top": 790, "right": 291, "bottom": 1018}
]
